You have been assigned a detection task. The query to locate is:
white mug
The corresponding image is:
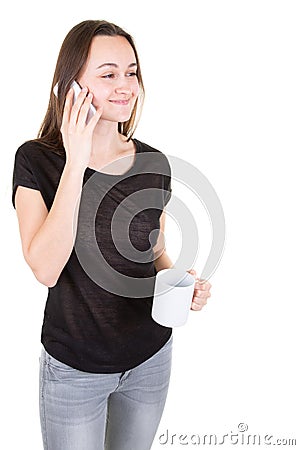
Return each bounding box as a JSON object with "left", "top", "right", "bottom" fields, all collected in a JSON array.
[{"left": 151, "top": 268, "right": 195, "bottom": 327}]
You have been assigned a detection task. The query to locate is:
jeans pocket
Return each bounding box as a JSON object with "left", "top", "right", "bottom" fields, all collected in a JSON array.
[{"left": 43, "top": 349, "right": 80, "bottom": 383}]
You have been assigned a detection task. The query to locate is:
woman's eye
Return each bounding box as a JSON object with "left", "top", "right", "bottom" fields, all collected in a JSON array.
[{"left": 101, "top": 72, "right": 137, "bottom": 79}]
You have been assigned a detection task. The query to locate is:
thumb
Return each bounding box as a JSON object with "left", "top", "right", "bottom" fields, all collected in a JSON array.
[{"left": 187, "top": 269, "right": 197, "bottom": 278}]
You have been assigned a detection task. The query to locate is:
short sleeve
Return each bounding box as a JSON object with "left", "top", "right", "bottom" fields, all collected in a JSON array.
[{"left": 12, "top": 145, "right": 39, "bottom": 208}]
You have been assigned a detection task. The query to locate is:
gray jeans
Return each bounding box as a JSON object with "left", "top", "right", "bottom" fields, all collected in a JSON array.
[{"left": 39, "top": 336, "right": 172, "bottom": 450}]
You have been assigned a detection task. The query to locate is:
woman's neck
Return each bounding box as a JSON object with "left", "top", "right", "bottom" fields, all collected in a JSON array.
[
  {"left": 91, "top": 120, "right": 129, "bottom": 160},
  {"left": 88, "top": 120, "right": 135, "bottom": 172}
]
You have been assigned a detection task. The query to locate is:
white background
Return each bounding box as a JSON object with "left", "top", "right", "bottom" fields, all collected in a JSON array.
[{"left": 1, "top": 0, "right": 299, "bottom": 448}]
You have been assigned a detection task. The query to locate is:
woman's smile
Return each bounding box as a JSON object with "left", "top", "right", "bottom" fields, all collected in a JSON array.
[{"left": 109, "top": 99, "right": 130, "bottom": 105}]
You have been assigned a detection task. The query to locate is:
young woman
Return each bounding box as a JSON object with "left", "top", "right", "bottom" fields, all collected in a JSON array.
[{"left": 12, "top": 20, "right": 211, "bottom": 450}]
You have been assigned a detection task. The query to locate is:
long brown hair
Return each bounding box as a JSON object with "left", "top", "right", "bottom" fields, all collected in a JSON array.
[{"left": 37, "top": 20, "right": 145, "bottom": 153}]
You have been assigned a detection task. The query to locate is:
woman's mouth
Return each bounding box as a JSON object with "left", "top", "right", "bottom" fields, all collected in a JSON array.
[{"left": 109, "top": 99, "right": 130, "bottom": 106}]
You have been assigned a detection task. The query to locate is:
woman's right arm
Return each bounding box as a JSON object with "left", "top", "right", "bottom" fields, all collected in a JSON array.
[{"left": 15, "top": 87, "right": 102, "bottom": 287}]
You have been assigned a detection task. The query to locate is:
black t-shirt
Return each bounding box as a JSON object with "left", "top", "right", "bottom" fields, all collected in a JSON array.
[{"left": 12, "top": 138, "right": 172, "bottom": 373}]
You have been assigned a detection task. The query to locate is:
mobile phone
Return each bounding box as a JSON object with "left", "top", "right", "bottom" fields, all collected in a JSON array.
[
  {"left": 70, "top": 81, "right": 96, "bottom": 123},
  {"left": 53, "top": 80, "right": 96, "bottom": 123}
]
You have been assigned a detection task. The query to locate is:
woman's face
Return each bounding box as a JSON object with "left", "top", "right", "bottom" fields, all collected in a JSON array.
[{"left": 77, "top": 35, "right": 140, "bottom": 124}]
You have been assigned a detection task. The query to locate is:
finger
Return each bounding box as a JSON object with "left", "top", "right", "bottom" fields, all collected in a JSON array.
[
  {"left": 188, "top": 269, "right": 197, "bottom": 276},
  {"left": 61, "top": 87, "right": 74, "bottom": 131},
  {"left": 191, "top": 302, "right": 204, "bottom": 311},
  {"left": 85, "top": 104, "right": 103, "bottom": 130},
  {"left": 196, "top": 280, "right": 211, "bottom": 291},
  {"left": 194, "top": 296, "right": 208, "bottom": 306},
  {"left": 191, "top": 297, "right": 207, "bottom": 309},
  {"left": 195, "top": 281, "right": 203, "bottom": 289},
  {"left": 201, "top": 283, "right": 211, "bottom": 293},
  {"left": 193, "top": 293, "right": 208, "bottom": 305},
  {"left": 77, "top": 92, "right": 95, "bottom": 128},
  {"left": 69, "top": 86, "right": 89, "bottom": 127},
  {"left": 193, "top": 290, "right": 211, "bottom": 299}
]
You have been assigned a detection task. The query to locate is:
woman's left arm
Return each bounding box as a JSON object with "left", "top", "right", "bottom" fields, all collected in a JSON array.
[{"left": 153, "top": 210, "right": 212, "bottom": 311}]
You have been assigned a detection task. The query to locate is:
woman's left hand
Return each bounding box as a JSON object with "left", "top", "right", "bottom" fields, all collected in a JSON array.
[{"left": 187, "top": 269, "right": 212, "bottom": 311}]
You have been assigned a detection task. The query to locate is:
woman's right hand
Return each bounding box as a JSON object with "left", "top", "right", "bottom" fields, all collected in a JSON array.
[{"left": 60, "top": 86, "right": 102, "bottom": 170}]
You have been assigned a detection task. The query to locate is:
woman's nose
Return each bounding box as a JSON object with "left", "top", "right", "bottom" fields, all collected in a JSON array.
[{"left": 115, "top": 77, "right": 131, "bottom": 95}]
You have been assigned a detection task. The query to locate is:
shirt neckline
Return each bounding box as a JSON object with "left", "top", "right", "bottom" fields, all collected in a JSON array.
[{"left": 85, "top": 138, "right": 140, "bottom": 178}]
